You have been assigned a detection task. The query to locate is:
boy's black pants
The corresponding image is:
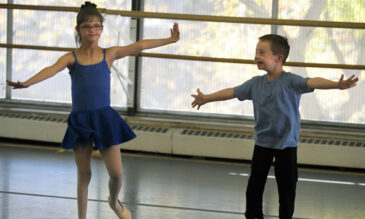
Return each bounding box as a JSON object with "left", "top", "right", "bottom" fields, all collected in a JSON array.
[{"left": 245, "top": 145, "right": 298, "bottom": 219}]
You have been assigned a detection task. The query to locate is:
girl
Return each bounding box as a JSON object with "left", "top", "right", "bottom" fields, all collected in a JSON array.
[{"left": 7, "top": 2, "right": 180, "bottom": 219}]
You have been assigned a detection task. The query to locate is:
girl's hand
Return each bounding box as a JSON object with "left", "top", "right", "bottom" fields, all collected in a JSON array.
[
  {"left": 191, "top": 88, "right": 206, "bottom": 110},
  {"left": 339, "top": 74, "right": 358, "bottom": 90},
  {"left": 6, "top": 80, "right": 29, "bottom": 89},
  {"left": 170, "top": 23, "right": 180, "bottom": 43}
]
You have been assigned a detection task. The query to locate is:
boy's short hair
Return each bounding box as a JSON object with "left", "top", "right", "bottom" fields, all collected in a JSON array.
[{"left": 259, "top": 34, "right": 290, "bottom": 64}]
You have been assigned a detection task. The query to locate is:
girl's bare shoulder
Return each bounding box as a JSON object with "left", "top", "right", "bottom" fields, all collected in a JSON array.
[{"left": 61, "top": 52, "right": 76, "bottom": 69}]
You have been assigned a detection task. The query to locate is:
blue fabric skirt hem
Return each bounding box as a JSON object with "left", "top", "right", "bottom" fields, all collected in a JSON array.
[{"left": 60, "top": 106, "right": 136, "bottom": 150}]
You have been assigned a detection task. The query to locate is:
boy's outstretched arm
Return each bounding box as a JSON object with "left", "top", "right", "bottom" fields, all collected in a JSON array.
[
  {"left": 191, "top": 88, "right": 235, "bottom": 110},
  {"left": 108, "top": 23, "right": 179, "bottom": 61},
  {"left": 307, "top": 74, "right": 359, "bottom": 90}
]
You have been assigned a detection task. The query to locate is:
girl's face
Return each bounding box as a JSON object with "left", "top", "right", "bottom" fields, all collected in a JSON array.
[
  {"left": 254, "top": 40, "right": 282, "bottom": 72},
  {"left": 77, "top": 16, "right": 103, "bottom": 44}
]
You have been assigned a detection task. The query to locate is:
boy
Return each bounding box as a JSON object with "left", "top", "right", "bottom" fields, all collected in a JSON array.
[{"left": 191, "top": 34, "right": 358, "bottom": 219}]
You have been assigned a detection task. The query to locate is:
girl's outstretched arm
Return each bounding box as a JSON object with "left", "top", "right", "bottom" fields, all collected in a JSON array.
[
  {"left": 191, "top": 88, "right": 235, "bottom": 110},
  {"left": 107, "top": 23, "right": 180, "bottom": 62},
  {"left": 306, "top": 74, "right": 358, "bottom": 90},
  {"left": 7, "top": 52, "right": 74, "bottom": 89}
]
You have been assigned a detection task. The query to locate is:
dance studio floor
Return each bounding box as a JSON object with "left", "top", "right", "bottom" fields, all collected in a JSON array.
[{"left": 0, "top": 143, "right": 364, "bottom": 219}]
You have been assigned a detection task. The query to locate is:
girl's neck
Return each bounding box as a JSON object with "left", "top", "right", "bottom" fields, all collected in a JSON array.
[
  {"left": 79, "top": 41, "right": 100, "bottom": 51},
  {"left": 78, "top": 43, "right": 101, "bottom": 56}
]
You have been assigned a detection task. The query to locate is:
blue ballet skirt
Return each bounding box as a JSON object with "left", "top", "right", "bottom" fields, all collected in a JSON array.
[
  {"left": 61, "top": 106, "right": 136, "bottom": 150},
  {"left": 60, "top": 49, "right": 136, "bottom": 149}
]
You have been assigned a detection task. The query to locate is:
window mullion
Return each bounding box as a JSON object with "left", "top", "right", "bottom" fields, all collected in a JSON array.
[
  {"left": 271, "top": 0, "right": 279, "bottom": 34},
  {"left": 5, "top": 0, "right": 13, "bottom": 100}
]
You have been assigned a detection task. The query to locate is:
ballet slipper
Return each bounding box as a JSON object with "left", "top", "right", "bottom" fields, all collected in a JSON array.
[{"left": 108, "top": 196, "right": 131, "bottom": 219}]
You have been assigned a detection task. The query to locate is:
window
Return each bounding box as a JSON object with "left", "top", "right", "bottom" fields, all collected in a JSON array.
[
  {"left": 6, "top": 1, "right": 131, "bottom": 107},
  {"left": 139, "top": 0, "right": 365, "bottom": 124},
  {"left": 1, "top": 1, "right": 364, "bottom": 125}
]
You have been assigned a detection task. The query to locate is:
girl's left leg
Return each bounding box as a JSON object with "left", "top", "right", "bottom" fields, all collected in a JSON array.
[{"left": 99, "top": 145, "right": 131, "bottom": 219}]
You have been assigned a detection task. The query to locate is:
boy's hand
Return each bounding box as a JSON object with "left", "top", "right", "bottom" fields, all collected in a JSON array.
[
  {"left": 339, "top": 74, "right": 358, "bottom": 90},
  {"left": 170, "top": 23, "right": 180, "bottom": 43},
  {"left": 6, "top": 80, "right": 29, "bottom": 89},
  {"left": 191, "top": 88, "right": 206, "bottom": 110}
]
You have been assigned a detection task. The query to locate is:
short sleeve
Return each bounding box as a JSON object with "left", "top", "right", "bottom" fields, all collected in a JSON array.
[
  {"left": 234, "top": 79, "right": 253, "bottom": 101},
  {"left": 289, "top": 73, "right": 314, "bottom": 94}
]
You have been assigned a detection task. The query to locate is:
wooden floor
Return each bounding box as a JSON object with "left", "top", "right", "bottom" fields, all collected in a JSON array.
[{"left": 0, "top": 143, "right": 364, "bottom": 219}]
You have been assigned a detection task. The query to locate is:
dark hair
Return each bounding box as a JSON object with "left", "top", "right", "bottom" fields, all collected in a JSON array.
[
  {"left": 259, "top": 34, "right": 290, "bottom": 64},
  {"left": 75, "top": 1, "right": 104, "bottom": 45}
]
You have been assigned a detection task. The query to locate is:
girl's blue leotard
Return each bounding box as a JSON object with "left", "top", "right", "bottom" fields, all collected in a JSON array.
[{"left": 61, "top": 49, "right": 136, "bottom": 149}]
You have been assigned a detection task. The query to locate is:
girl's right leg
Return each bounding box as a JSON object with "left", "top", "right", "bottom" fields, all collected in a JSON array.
[{"left": 74, "top": 143, "right": 93, "bottom": 219}]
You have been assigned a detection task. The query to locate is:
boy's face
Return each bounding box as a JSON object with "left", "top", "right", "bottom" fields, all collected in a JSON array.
[{"left": 255, "top": 40, "right": 283, "bottom": 72}]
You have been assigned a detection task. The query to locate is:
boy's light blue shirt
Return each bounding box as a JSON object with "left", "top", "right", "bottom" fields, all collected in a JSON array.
[{"left": 234, "top": 71, "right": 314, "bottom": 150}]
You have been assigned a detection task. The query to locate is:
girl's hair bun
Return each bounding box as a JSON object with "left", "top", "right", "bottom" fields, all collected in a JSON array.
[{"left": 81, "top": 1, "right": 97, "bottom": 9}]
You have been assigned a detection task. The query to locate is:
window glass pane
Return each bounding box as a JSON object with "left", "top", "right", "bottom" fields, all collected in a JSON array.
[
  {"left": 140, "top": 19, "right": 270, "bottom": 113},
  {"left": 276, "top": 0, "right": 365, "bottom": 125},
  {"left": 102, "top": 14, "right": 132, "bottom": 108},
  {"left": 279, "top": 27, "right": 364, "bottom": 65},
  {"left": 140, "top": 0, "right": 364, "bottom": 125},
  {"left": 278, "top": 0, "right": 365, "bottom": 22},
  {"left": 12, "top": 10, "right": 131, "bottom": 48},
  {"left": 0, "top": 48, "right": 5, "bottom": 99},
  {"left": 143, "top": 19, "right": 269, "bottom": 60},
  {"left": 0, "top": 9, "right": 6, "bottom": 99},
  {"left": 0, "top": 9, "right": 5, "bottom": 44},
  {"left": 10, "top": 49, "right": 129, "bottom": 107},
  {"left": 13, "top": 0, "right": 131, "bottom": 9},
  {"left": 11, "top": 49, "right": 72, "bottom": 103},
  {"left": 286, "top": 66, "right": 365, "bottom": 124},
  {"left": 13, "top": 10, "right": 75, "bottom": 47},
  {"left": 110, "top": 56, "right": 129, "bottom": 108},
  {"left": 144, "top": 0, "right": 272, "bottom": 18},
  {"left": 140, "top": 57, "right": 365, "bottom": 125},
  {"left": 10, "top": 9, "right": 131, "bottom": 107},
  {"left": 140, "top": 58, "right": 257, "bottom": 116}
]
